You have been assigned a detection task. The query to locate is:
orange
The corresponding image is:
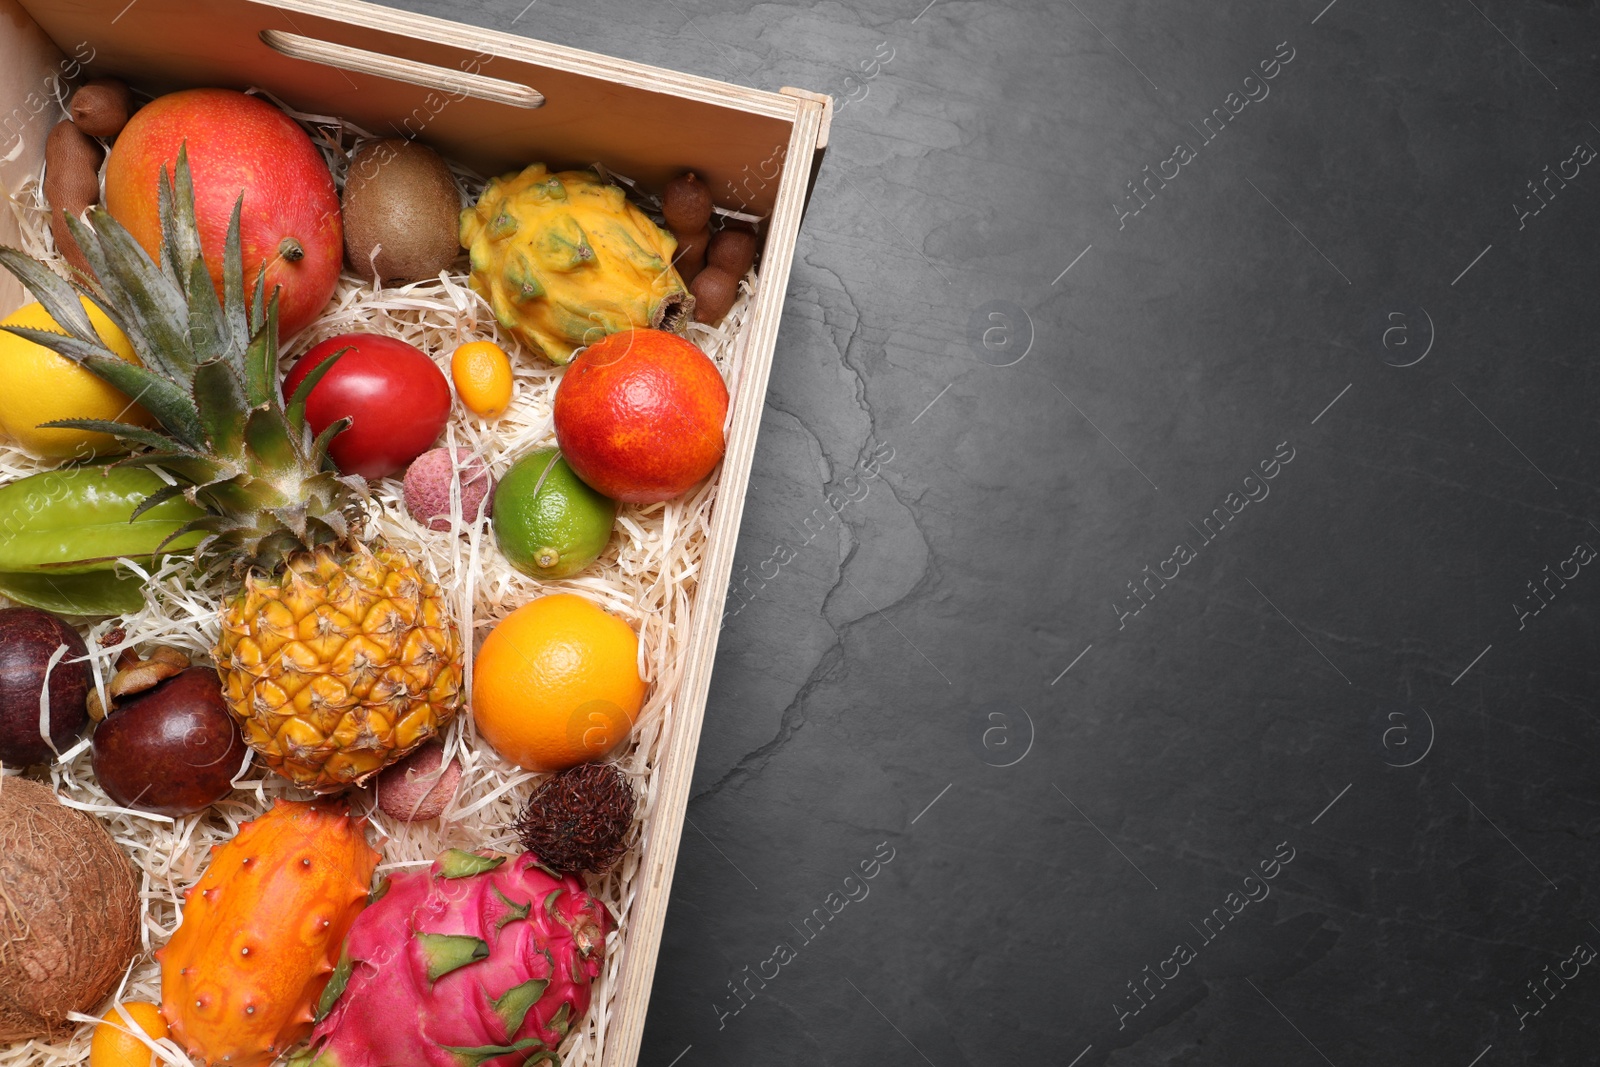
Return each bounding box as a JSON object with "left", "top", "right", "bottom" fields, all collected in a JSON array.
[
  {"left": 472, "top": 593, "right": 646, "bottom": 771},
  {"left": 451, "top": 340, "right": 514, "bottom": 420},
  {"left": 88, "top": 1002, "right": 167, "bottom": 1067}
]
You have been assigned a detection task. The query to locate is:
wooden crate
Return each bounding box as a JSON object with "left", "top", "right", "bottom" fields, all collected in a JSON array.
[{"left": 0, "top": 2, "right": 829, "bottom": 1064}]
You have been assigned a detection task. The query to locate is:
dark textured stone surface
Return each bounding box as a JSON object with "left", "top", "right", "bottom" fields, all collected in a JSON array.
[{"left": 396, "top": 1, "right": 1597, "bottom": 1062}]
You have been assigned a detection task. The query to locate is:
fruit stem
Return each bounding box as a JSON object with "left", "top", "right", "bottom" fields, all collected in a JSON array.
[
  {"left": 653, "top": 291, "right": 694, "bottom": 334},
  {"left": 278, "top": 237, "right": 305, "bottom": 262}
]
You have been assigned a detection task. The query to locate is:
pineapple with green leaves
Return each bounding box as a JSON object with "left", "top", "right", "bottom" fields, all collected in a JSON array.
[{"left": 0, "top": 150, "right": 462, "bottom": 791}]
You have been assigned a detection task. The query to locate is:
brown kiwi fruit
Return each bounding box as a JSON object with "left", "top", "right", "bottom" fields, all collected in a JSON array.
[
  {"left": 662, "top": 172, "right": 713, "bottom": 234},
  {"left": 673, "top": 227, "right": 710, "bottom": 282},
  {"left": 68, "top": 79, "right": 133, "bottom": 139},
  {"left": 343, "top": 139, "right": 462, "bottom": 284},
  {"left": 690, "top": 266, "right": 739, "bottom": 325},
  {"left": 707, "top": 229, "right": 759, "bottom": 276}
]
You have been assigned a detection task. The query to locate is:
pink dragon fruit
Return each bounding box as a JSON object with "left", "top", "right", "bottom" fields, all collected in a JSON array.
[{"left": 297, "top": 849, "right": 611, "bottom": 1067}]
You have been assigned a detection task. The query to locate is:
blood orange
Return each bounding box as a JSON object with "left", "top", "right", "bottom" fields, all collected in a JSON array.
[{"left": 552, "top": 329, "right": 728, "bottom": 504}]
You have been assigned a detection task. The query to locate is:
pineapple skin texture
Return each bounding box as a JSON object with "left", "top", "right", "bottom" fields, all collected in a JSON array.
[
  {"left": 216, "top": 543, "right": 463, "bottom": 792},
  {"left": 157, "top": 800, "right": 379, "bottom": 1067},
  {"left": 461, "top": 164, "right": 690, "bottom": 363}
]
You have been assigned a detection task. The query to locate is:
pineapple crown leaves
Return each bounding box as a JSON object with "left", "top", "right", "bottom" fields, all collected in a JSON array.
[{"left": 0, "top": 146, "right": 368, "bottom": 571}]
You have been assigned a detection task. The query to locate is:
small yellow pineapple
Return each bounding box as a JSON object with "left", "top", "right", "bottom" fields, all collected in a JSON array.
[
  {"left": 0, "top": 151, "right": 462, "bottom": 792},
  {"left": 219, "top": 545, "right": 461, "bottom": 789}
]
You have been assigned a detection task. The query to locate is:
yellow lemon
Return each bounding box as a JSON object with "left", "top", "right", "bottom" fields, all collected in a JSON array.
[{"left": 0, "top": 297, "right": 153, "bottom": 458}]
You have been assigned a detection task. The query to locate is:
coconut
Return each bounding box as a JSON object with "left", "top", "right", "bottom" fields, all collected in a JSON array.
[{"left": 0, "top": 776, "right": 140, "bottom": 1041}]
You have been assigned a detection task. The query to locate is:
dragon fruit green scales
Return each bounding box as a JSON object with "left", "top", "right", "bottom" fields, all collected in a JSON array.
[{"left": 299, "top": 850, "right": 611, "bottom": 1067}]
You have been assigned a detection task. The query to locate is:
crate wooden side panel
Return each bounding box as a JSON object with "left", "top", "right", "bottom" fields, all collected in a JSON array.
[
  {"left": 21, "top": 0, "right": 800, "bottom": 216},
  {"left": 0, "top": 0, "right": 67, "bottom": 317},
  {"left": 0, "top": 2, "right": 827, "bottom": 1061},
  {"left": 602, "top": 100, "right": 827, "bottom": 1067}
]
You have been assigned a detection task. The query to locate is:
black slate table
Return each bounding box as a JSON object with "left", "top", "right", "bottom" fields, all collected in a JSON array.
[{"left": 404, "top": 1, "right": 1600, "bottom": 1063}]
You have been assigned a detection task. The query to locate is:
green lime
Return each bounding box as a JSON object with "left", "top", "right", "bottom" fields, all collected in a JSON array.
[{"left": 493, "top": 448, "right": 618, "bottom": 579}]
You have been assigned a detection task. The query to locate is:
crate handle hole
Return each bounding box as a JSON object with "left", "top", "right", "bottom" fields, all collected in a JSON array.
[{"left": 259, "top": 29, "right": 545, "bottom": 109}]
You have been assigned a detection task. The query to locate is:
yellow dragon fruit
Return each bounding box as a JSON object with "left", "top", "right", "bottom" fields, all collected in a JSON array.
[{"left": 460, "top": 165, "right": 692, "bottom": 363}]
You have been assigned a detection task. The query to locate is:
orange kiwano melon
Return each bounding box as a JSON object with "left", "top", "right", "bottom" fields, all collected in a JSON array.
[
  {"left": 157, "top": 800, "right": 378, "bottom": 1067},
  {"left": 473, "top": 593, "right": 647, "bottom": 771}
]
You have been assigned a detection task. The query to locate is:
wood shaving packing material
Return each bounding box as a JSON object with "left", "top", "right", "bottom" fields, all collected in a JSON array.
[{"left": 0, "top": 94, "right": 758, "bottom": 1067}]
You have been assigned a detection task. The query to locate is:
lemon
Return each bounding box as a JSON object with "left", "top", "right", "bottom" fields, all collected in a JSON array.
[
  {"left": 493, "top": 448, "right": 618, "bottom": 579},
  {"left": 0, "top": 297, "right": 152, "bottom": 458}
]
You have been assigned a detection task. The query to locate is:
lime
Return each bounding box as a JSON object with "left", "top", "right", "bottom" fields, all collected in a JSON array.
[{"left": 493, "top": 448, "right": 618, "bottom": 579}]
